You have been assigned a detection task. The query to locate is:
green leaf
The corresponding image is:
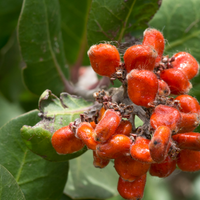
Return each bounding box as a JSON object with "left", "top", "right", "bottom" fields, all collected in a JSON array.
[
  {"left": 0, "top": 0, "right": 22, "bottom": 49},
  {"left": 87, "top": 0, "right": 160, "bottom": 46},
  {"left": 0, "top": 165, "right": 25, "bottom": 200},
  {"left": 21, "top": 90, "right": 92, "bottom": 161},
  {"left": 0, "top": 110, "right": 69, "bottom": 200},
  {"left": 18, "top": 0, "right": 69, "bottom": 96},
  {"left": 64, "top": 151, "right": 118, "bottom": 199},
  {"left": 59, "top": 0, "right": 92, "bottom": 66}
]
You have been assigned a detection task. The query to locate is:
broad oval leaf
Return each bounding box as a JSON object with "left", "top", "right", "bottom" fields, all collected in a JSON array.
[
  {"left": 0, "top": 110, "right": 69, "bottom": 200},
  {"left": 21, "top": 90, "right": 92, "bottom": 161},
  {"left": 0, "top": 165, "right": 25, "bottom": 200},
  {"left": 18, "top": 0, "right": 69, "bottom": 96},
  {"left": 87, "top": 0, "right": 160, "bottom": 46},
  {"left": 64, "top": 151, "right": 119, "bottom": 199}
]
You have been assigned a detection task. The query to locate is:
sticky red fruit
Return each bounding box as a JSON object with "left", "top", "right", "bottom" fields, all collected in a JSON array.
[
  {"left": 94, "top": 109, "right": 121, "bottom": 143},
  {"left": 114, "top": 155, "right": 150, "bottom": 182},
  {"left": 178, "top": 112, "right": 199, "bottom": 133},
  {"left": 51, "top": 126, "right": 85, "bottom": 155},
  {"left": 130, "top": 136, "right": 153, "bottom": 164},
  {"left": 114, "top": 120, "right": 132, "bottom": 136},
  {"left": 117, "top": 174, "right": 146, "bottom": 200},
  {"left": 87, "top": 43, "right": 120, "bottom": 77},
  {"left": 149, "top": 126, "right": 171, "bottom": 163},
  {"left": 93, "top": 151, "right": 109, "bottom": 168},
  {"left": 76, "top": 122, "right": 98, "bottom": 150},
  {"left": 143, "top": 28, "right": 165, "bottom": 64},
  {"left": 172, "top": 132, "right": 200, "bottom": 151},
  {"left": 127, "top": 69, "right": 158, "bottom": 107},
  {"left": 124, "top": 44, "right": 157, "bottom": 72},
  {"left": 97, "top": 107, "right": 106, "bottom": 122},
  {"left": 149, "top": 156, "right": 176, "bottom": 178},
  {"left": 150, "top": 105, "right": 181, "bottom": 132},
  {"left": 160, "top": 68, "right": 192, "bottom": 95},
  {"left": 96, "top": 134, "right": 131, "bottom": 159},
  {"left": 158, "top": 79, "right": 170, "bottom": 96},
  {"left": 171, "top": 52, "right": 199, "bottom": 80},
  {"left": 177, "top": 149, "right": 200, "bottom": 172},
  {"left": 175, "top": 94, "right": 200, "bottom": 113}
]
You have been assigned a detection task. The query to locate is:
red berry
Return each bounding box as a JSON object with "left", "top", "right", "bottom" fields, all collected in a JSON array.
[
  {"left": 117, "top": 174, "right": 146, "bottom": 200},
  {"left": 149, "top": 126, "right": 171, "bottom": 163},
  {"left": 87, "top": 43, "right": 120, "bottom": 77},
  {"left": 127, "top": 69, "right": 158, "bottom": 107},
  {"left": 130, "top": 136, "right": 153, "bottom": 164},
  {"left": 114, "top": 155, "right": 150, "bottom": 182},
  {"left": 158, "top": 79, "right": 170, "bottom": 96},
  {"left": 177, "top": 149, "right": 200, "bottom": 172},
  {"left": 51, "top": 126, "right": 85, "bottom": 155},
  {"left": 124, "top": 44, "right": 157, "bottom": 72},
  {"left": 172, "top": 132, "right": 200, "bottom": 151},
  {"left": 160, "top": 68, "right": 192, "bottom": 95},
  {"left": 94, "top": 109, "right": 121, "bottom": 143},
  {"left": 96, "top": 134, "right": 131, "bottom": 159},
  {"left": 76, "top": 122, "right": 98, "bottom": 150},
  {"left": 149, "top": 156, "right": 176, "bottom": 178},
  {"left": 171, "top": 52, "right": 199, "bottom": 80},
  {"left": 114, "top": 120, "right": 132, "bottom": 136},
  {"left": 150, "top": 105, "right": 181, "bottom": 132},
  {"left": 93, "top": 150, "right": 109, "bottom": 168},
  {"left": 143, "top": 28, "right": 165, "bottom": 64}
]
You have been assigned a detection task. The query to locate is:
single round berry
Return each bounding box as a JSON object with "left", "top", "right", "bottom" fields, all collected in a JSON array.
[
  {"left": 114, "top": 120, "right": 132, "bottom": 136},
  {"left": 51, "top": 126, "right": 85, "bottom": 155},
  {"left": 124, "top": 44, "right": 157, "bottom": 72},
  {"left": 93, "top": 150, "right": 109, "bottom": 169},
  {"left": 87, "top": 43, "right": 120, "bottom": 77},
  {"left": 158, "top": 79, "right": 170, "bottom": 96},
  {"left": 127, "top": 69, "right": 158, "bottom": 107}
]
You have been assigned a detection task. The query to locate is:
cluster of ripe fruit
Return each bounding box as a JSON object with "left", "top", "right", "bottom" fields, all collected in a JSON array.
[{"left": 51, "top": 28, "right": 200, "bottom": 200}]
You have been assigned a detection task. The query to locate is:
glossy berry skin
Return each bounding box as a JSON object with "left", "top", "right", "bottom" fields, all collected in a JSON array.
[
  {"left": 178, "top": 112, "right": 199, "bottom": 133},
  {"left": 130, "top": 136, "right": 153, "bottom": 164},
  {"left": 51, "top": 126, "right": 85, "bottom": 155},
  {"left": 114, "top": 120, "right": 132, "bottom": 136},
  {"left": 177, "top": 149, "right": 200, "bottom": 172},
  {"left": 150, "top": 105, "right": 182, "bottom": 132},
  {"left": 149, "top": 126, "right": 171, "bottom": 163},
  {"left": 149, "top": 156, "right": 176, "bottom": 178},
  {"left": 90, "top": 121, "right": 96, "bottom": 129},
  {"left": 127, "top": 69, "right": 158, "bottom": 107},
  {"left": 175, "top": 94, "right": 200, "bottom": 113},
  {"left": 76, "top": 122, "right": 98, "bottom": 150},
  {"left": 124, "top": 44, "right": 157, "bottom": 72},
  {"left": 114, "top": 155, "right": 150, "bottom": 182},
  {"left": 94, "top": 109, "right": 121, "bottom": 143},
  {"left": 158, "top": 79, "right": 170, "bottom": 96},
  {"left": 172, "top": 52, "right": 199, "bottom": 80},
  {"left": 96, "top": 134, "right": 131, "bottom": 159},
  {"left": 87, "top": 44, "right": 120, "bottom": 77},
  {"left": 97, "top": 107, "right": 106, "bottom": 122},
  {"left": 160, "top": 68, "right": 192, "bottom": 95},
  {"left": 172, "top": 132, "right": 200, "bottom": 151},
  {"left": 117, "top": 174, "right": 146, "bottom": 200},
  {"left": 143, "top": 28, "right": 165, "bottom": 64},
  {"left": 93, "top": 151, "right": 109, "bottom": 168}
]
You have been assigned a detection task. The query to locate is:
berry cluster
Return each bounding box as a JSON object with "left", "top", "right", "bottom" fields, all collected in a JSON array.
[{"left": 51, "top": 28, "right": 200, "bottom": 200}]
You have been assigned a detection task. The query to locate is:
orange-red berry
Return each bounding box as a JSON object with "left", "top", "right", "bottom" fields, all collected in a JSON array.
[
  {"left": 143, "top": 28, "right": 165, "bottom": 64},
  {"left": 90, "top": 121, "right": 96, "bottom": 129},
  {"left": 130, "top": 136, "right": 153, "bottom": 164},
  {"left": 171, "top": 52, "right": 199, "bottom": 80},
  {"left": 87, "top": 43, "right": 120, "bottom": 77},
  {"left": 160, "top": 68, "right": 192, "bottom": 95},
  {"left": 76, "top": 122, "right": 98, "bottom": 150},
  {"left": 51, "top": 126, "right": 85, "bottom": 155},
  {"left": 127, "top": 69, "right": 158, "bottom": 107},
  {"left": 158, "top": 79, "right": 170, "bottom": 96},
  {"left": 114, "top": 120, "right": 132, "bottom": 136},
  {"left": 149, "top": 126, "right": 171, "bottom": 163},
  {"left": 117, "top": 174, "right": 146, "bottom": 200},
  {"left": 149, "top": 156, "right": 176, "bottom": 178},
  {"left": 124, "top": 44, "right": 157, "bottom": 72},
  {"left": 96, "top": 134, "right": 131, "bottom": 159},
  {"left": 94, "top": 109, "right": 121, "bottom": 143},
  {"left": 97, "top": 107, "right": 106, "bottom": 122},
  {"left": 114, "top": 155, "right": 150, "bottom": 182},
  {"left": 93, "top": 150, "right": 109, "bottom": 168}
]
